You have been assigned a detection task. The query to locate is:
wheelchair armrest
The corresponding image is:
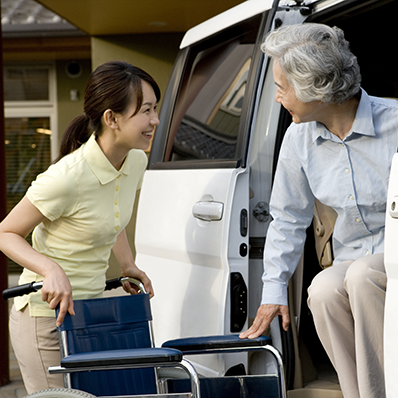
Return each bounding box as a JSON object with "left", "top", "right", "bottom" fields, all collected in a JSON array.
[
  {"left": 162, "top": 334, "right": 271, "bottom": 355},
  {"left": 51, "top": 348, "right": 202, "bottom": 398},
  {"left": 61, "top": 347, "right": 182, "bottom": 369}
]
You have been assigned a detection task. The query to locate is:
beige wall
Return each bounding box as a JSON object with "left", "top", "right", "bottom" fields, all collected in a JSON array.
[
  {"left": 56, "top": 59, "right": 92, "bottom": 146},
  {"left": 89, "top": 32, "right": 183, "bottom": 278}
]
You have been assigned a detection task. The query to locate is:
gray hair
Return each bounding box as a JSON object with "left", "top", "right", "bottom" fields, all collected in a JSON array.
[{"left": 261, "top": 23, "right": 361, "bottom": 104}]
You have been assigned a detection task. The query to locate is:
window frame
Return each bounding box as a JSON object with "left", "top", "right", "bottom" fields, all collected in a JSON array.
[
  {"left": 4, "top": 62, "right": 58, "bottom": 160},
  {"left": 148, "top": 12, "right": 269, "bottom": 171}
]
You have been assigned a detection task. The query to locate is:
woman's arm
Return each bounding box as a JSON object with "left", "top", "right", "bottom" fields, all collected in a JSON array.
[
  {"left": 112, "top": 228, "right": 154, "bottom": 297},
  {"left": 0, "top": 196, "right": 74, "bottom": 326}
]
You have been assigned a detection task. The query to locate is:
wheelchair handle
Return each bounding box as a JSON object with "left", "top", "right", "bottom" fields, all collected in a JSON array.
[
  {"left": 105, "top": 277, "right": 146, "bottom": 294},
  {"left": 2, "top": 277, "right": 146, "bottom": 301},
  {"left": 2, "top": 281, "right": 43, "bottom": 301}
]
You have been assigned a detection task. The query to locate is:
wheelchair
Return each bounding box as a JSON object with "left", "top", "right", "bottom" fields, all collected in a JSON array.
[{"left": 3, "top": 277, "right": 286, "bottom": 398}]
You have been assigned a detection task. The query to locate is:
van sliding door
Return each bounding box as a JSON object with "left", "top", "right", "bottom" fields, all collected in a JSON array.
[{"left": 136, "top": 11, "right": 269, "bottom": 375}]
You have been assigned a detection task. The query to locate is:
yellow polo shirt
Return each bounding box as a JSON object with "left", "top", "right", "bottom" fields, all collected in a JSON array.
[{"left": 15, "top": 134, "right": 148, "bottom": 317}]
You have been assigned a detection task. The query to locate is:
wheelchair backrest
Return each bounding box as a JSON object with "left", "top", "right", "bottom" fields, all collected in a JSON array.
[{"left": 57, "top": 293, "right": 157, "bottom": 396}]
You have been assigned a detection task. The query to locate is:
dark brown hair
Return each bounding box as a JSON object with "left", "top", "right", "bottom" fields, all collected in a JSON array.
[{"left": 56, "top": 61, "right": 161, "bottom": 161}]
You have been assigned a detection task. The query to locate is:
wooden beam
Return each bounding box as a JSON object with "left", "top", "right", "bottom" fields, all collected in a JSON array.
[{"left": 2, "top": 36, "right": 91, "bottom": 61}]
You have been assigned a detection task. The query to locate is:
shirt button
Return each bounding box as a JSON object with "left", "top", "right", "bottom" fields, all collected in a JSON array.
[
  {"left": 349, "top": 195, "right": 354, "bottom": 201},
  {"left": 115, "top": 226, "right": 120, "bottom": 232},
  {"left": 115, "top": 186, "right": 120, "bottom": 191},
  {"left": 345, "top": 168, "right": 350, "bottom": 174},
  {"left": 365, "top": 250, "right": 370, "bottom": 256},
  {"left": 114, "top": 200, "right": 118, "bottom": 205},
  {"left": 116, "top": 212, "right": 120, "bottom": 218},
  {"left": 355, "top": 218, "right": 361, "bottom": 223}
]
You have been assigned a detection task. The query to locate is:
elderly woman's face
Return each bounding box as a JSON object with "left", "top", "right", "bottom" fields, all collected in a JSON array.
[{"left": 273, "top": 60, "right": 325, "bottom": 125}]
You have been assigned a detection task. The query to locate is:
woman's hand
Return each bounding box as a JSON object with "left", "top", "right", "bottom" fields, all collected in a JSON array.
[
  {"left": 112, "top": 229, "right": 155, "bottom": 298},
  {"left": 121, "top": 268, "right": 154, "bottom": 298},
  {"left": 42, "top": 265, "right": 75, "bottom": 327}
]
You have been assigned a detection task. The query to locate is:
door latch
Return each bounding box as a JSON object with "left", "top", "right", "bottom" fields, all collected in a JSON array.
[
  {"left": 253, "top": 201, "right": 269, "bottom": 222},
  {"left": 230, "top": 272, "right": 247, "bottom": 332}
]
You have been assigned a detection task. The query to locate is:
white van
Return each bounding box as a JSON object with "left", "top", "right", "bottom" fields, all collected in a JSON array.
[
  {"left": 135, "top": 1, "right": 397, "bottom": 396},
  {"left": 384, "top": 154, "right": 398, "bottom": 398}
]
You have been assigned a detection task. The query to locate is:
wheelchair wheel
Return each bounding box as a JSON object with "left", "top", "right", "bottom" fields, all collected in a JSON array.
[{"left": 24, "top": 388, "right": 97, "bottom": 398}]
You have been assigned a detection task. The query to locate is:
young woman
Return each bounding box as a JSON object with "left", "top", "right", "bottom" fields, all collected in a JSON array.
[{"left": 0, "top": 61, "right": 159, "bottom": 394}]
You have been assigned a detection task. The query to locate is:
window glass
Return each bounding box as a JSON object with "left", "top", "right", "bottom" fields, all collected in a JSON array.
[
  {"left": 5, "top": 117, "right": 51, "bottom": 205},
  {"left": 5, "top": 117, "right": 52, "bottom": 271},
  {"left": 4, "top": 67, "right": 49, "bottom": 101},
  {"left": 166, "top": 35, "right": 256, "bottom": 162},
  {"left": 4, "top": 63, "right": 56, "bottom": 272}
]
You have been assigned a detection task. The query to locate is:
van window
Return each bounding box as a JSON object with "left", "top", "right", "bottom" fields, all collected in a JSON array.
[{"left": 163, "top": 16, "right": 262, "bottom": 164}]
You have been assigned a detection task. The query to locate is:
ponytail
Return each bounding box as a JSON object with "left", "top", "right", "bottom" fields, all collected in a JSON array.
[{"left": 55, "top": 114, "right": 92, "bottom": 162}]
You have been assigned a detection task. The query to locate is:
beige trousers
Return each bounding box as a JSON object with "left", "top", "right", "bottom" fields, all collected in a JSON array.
[
  {"left": 307, "top": 253, "right": 386, "bottom": 398},
  {"left": 9, "top": 304, "right": 64, "bottom": 394}
]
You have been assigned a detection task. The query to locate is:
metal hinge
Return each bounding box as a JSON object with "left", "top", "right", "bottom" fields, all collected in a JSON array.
[{"left": 253, "top": 202, "right": 270, "bottom": 223}]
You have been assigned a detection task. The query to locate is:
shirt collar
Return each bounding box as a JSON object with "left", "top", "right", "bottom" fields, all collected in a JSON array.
[
  {"left": 84, "top": 134, "right": 131, "bottom": 185},
  {"left": 312, "top": 88, "right": 375, "bottom": 143}
]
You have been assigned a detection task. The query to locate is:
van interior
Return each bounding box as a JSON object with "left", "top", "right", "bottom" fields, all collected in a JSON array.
[{"left": 285, "top": 1, "right": 398, "bottom": 396}]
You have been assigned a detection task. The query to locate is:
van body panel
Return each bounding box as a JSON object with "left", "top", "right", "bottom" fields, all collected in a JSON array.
[
  {"left": 136, "top": 5, "right": 277, "bottom": 376},
  {"left": 384, "top": 154, "right": 398, "bottom": 397}
]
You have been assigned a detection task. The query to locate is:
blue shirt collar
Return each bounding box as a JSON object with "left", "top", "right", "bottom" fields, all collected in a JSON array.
[{"left": 312, "top": 88, "right": 375, "bottom": 143}]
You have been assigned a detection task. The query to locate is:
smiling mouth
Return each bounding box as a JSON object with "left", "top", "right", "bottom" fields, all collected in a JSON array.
[{"left": 142, "top": 131, "right": 153, "bottom": 138}]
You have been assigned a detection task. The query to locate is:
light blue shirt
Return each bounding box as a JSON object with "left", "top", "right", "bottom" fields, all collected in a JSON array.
[{"left": 261, "top": 90, "right": 398, "bottom": 306}]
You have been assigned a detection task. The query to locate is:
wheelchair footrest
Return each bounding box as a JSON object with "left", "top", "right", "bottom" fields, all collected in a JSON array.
[
  {"left": 106, "top": 394, "right": 191, "bottom": 398},
  {"left": 166, "top": 375, "right": 280, "bottom": 398},
  {"left": 61, "top": 348, "right": 183, "bottom": 368}
]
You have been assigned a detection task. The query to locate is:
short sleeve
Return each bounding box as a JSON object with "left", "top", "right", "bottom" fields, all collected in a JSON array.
[{"left": 26, "top": 164, "right": 78, "bottom": 221}]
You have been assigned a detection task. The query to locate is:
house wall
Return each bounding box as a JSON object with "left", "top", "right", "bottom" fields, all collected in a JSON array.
[
  {"left": 56, "top": 59, "right": 92, "bottom": 146},
  {"left": 91, "top": 32, "right": 183, "bottom": 103}
]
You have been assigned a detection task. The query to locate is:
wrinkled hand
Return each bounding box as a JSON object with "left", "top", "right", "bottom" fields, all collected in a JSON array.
[
  {"left": 122, "top": 269, "right": 154, "bottom": 298},
  {"left": 239, "top": 304, "right": 290, "bottom": 339},
  {"left": 41, "top": 267, "right": 74, "bottom": 327}
]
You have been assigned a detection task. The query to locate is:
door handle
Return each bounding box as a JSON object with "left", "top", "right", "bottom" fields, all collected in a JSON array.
[
  {"left": 193, "top": 201, "right": 224, "bottom": 222},
  {"left": 389, "top": 196, "right": 398, "bottom": 219}
]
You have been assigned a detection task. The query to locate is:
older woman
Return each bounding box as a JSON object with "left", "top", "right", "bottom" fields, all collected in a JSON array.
[{"left": 240, "top": 23, "right": 398, "bottom": 398}]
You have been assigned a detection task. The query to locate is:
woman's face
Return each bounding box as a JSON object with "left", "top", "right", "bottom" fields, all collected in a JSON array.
[
  {"left": 115, "top": 80, "right": 160, "bottom": 151},
  {"left": 273, "top": 60, "right": 325, "bottom": 124}
]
